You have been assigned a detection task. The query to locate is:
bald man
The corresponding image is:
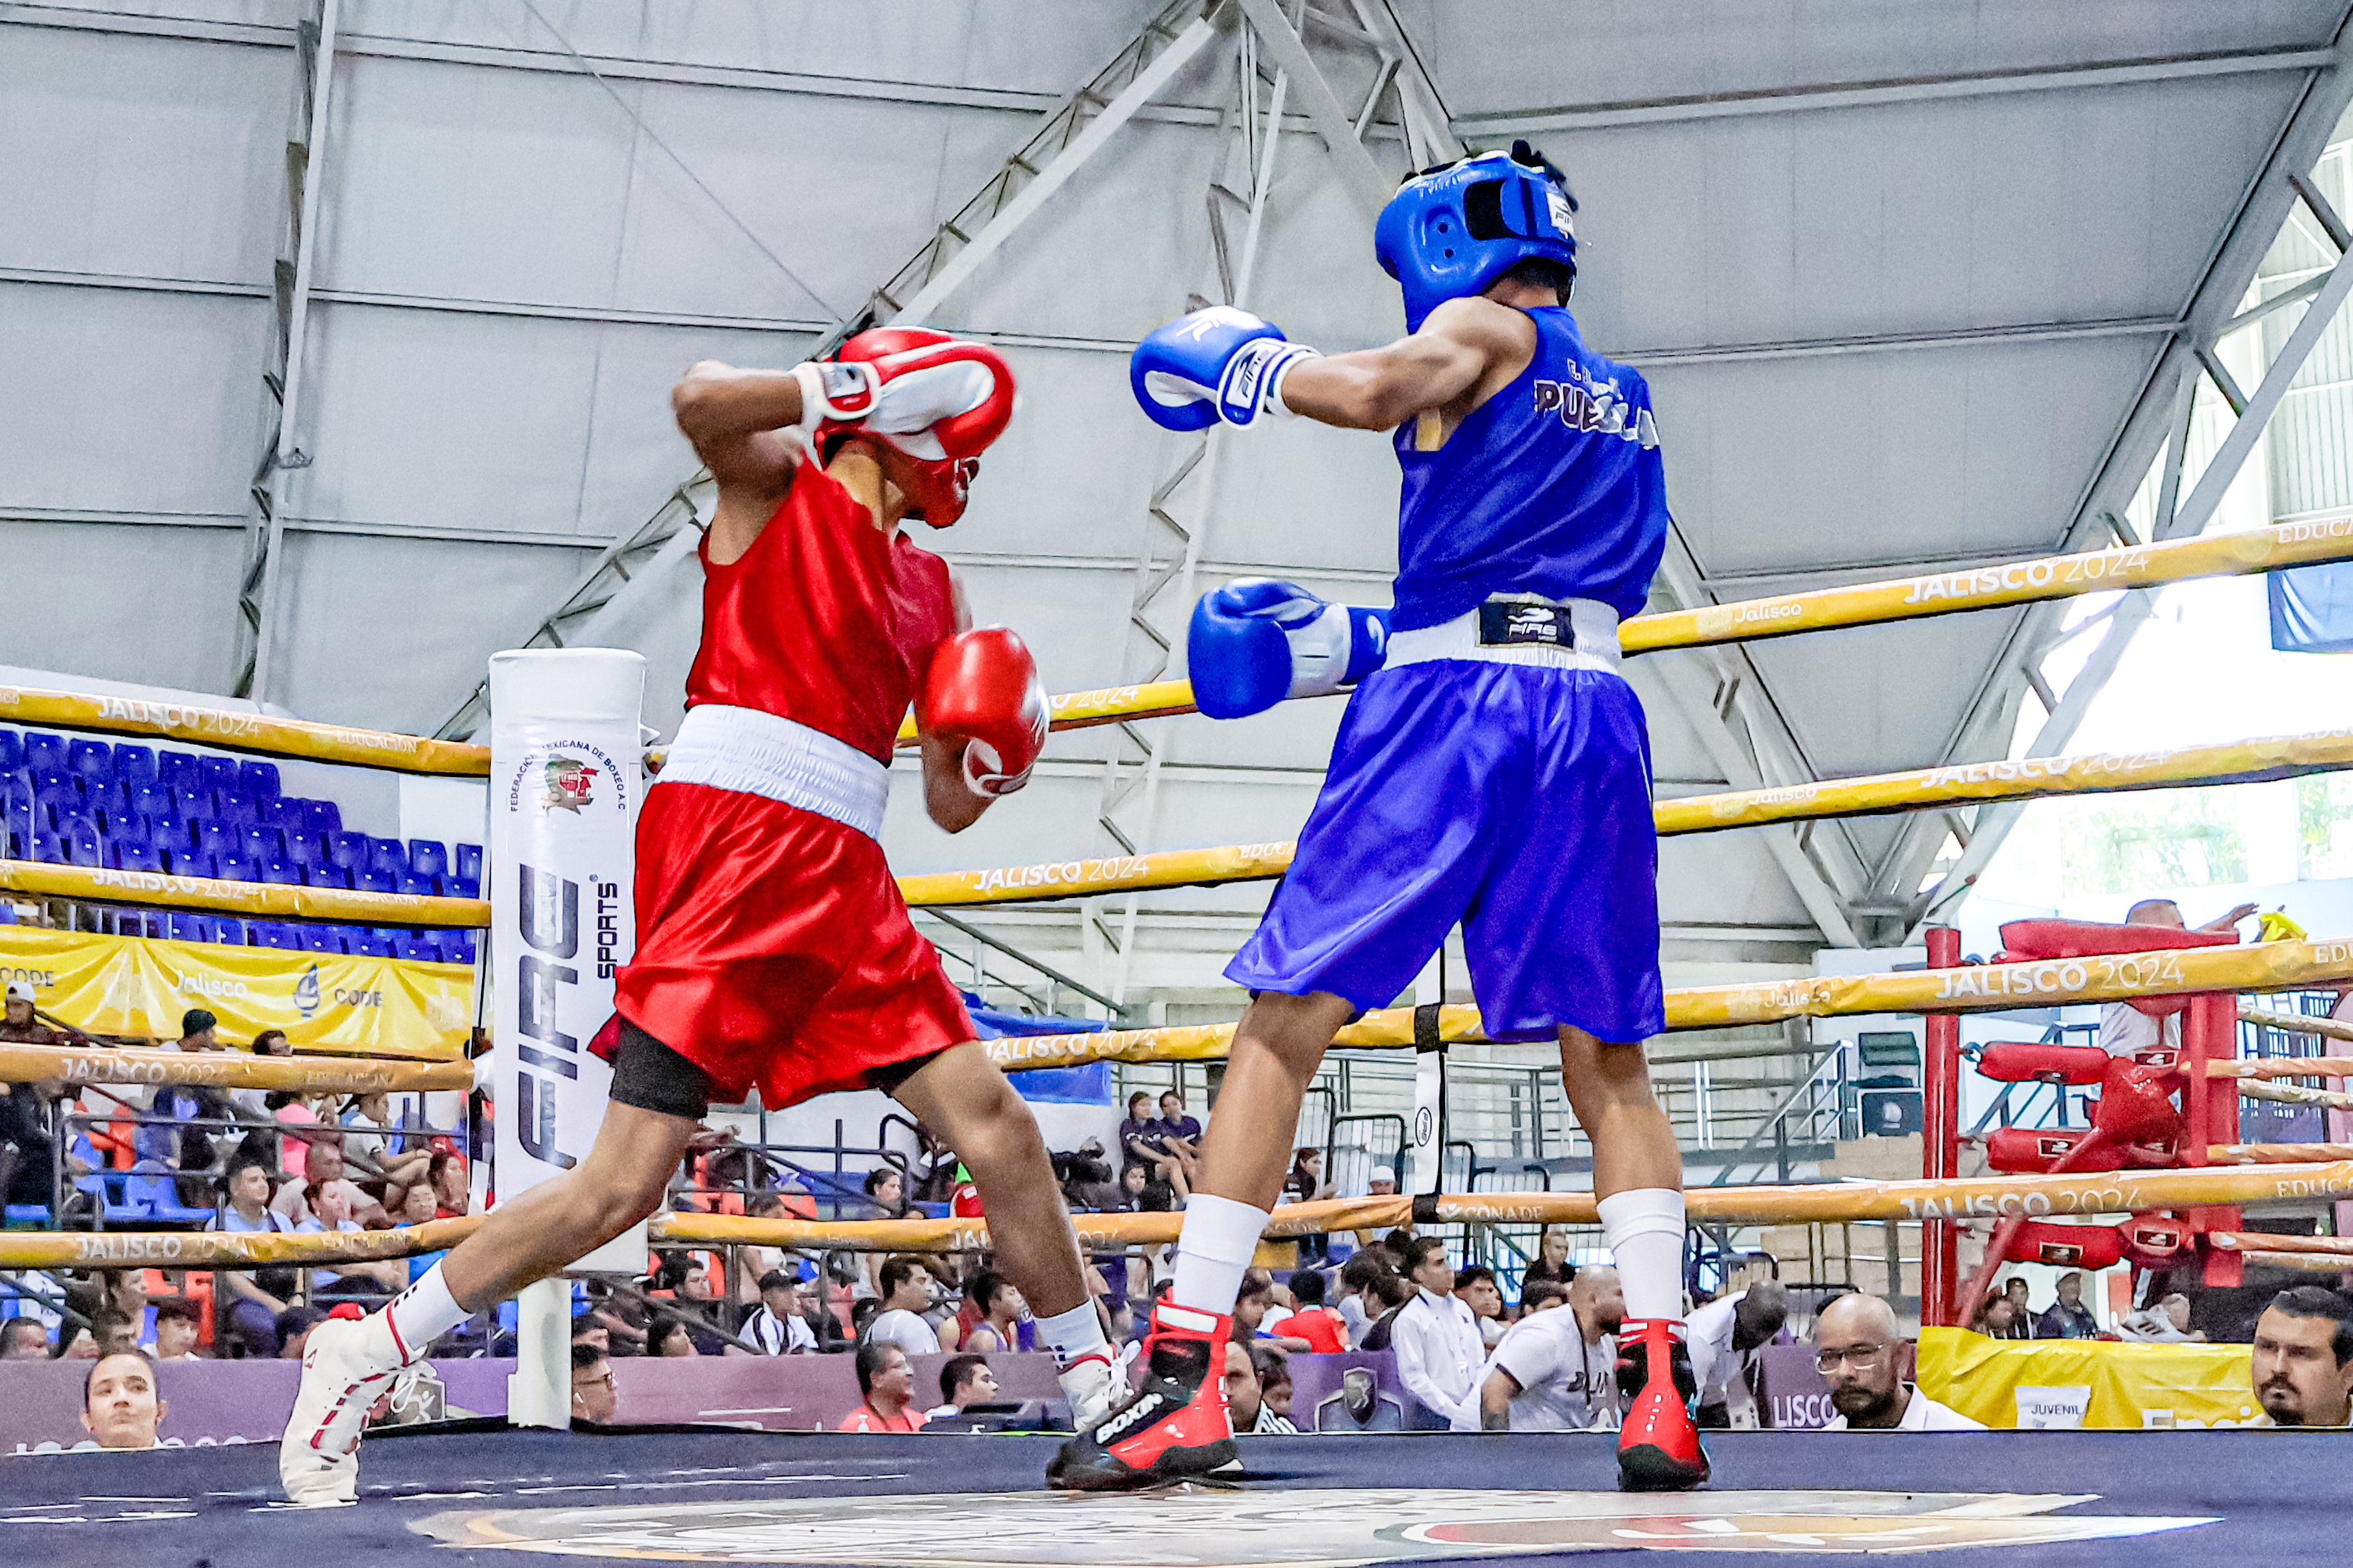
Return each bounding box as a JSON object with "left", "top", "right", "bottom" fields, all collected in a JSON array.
[
  {"left": 1473, "top": 1265, "right": 1624, "bottom": 1432},
  {"left": 1685, "top": 1280, "right": 1788, "bottom": 1430},
  {"left": 2098, "top": 897, "right": 2253, "bottom": 1060},
  {"left": 1815, "top": 1294, "right": 1982, "bottom": 1432}
]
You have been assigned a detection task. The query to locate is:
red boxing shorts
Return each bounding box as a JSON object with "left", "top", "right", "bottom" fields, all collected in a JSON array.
[{"left": 601, "top": 780, "right": 976, "bottom": 1109}]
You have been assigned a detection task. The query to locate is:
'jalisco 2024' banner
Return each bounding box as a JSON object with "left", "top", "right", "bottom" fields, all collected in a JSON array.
[
  {"left": 0, "top": 925, "right": 471, "bottom": 1059},
  {"left": 488, "top": 649, "right": 644, "bottom": 1270}
]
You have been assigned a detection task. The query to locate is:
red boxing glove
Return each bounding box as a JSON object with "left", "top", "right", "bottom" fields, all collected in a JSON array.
[{"left": 918, "top": 628, "right": 1048, "bottom": 798}]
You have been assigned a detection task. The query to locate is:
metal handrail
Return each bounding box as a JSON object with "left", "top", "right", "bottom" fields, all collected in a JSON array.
[{"left": 1706, "top": 1047, "right": 1843, "bottom": 1187}]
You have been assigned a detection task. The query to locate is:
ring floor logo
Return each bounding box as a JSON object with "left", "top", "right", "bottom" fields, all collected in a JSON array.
[{"left": 412, "top": 1486, "right": 2213, "bottom": 1562}]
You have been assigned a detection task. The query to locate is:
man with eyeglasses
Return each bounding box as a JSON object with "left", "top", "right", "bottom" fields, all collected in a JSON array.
[{"left": 1814, "top": 1294, "right": 1982, "bottom": 1431}]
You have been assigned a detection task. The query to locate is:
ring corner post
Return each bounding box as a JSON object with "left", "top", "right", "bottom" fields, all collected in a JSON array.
[{"left": 1921, "top": 926, "right": 1962, "bottom": 1328}]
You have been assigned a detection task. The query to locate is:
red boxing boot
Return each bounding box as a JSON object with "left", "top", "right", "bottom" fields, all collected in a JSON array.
[
  {"left": 1615, "top": 1317, "right": 1709, "bottom": 1493},
  {"left": 1049, "top": 1301, "right": 1237, "bottom": 1491}
]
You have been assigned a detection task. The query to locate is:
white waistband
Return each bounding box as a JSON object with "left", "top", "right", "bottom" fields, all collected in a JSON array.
[
  {"left": 1384, "top": 595, "right": 1622, "bottom": 673},
  {"left": 656, "top": 705, "right": 891, "bottom": 840}
]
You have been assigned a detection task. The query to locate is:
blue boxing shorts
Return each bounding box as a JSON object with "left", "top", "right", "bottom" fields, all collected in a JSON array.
[{"left": 1225, "top": 660, "right": 1663, "bottom": 1044}]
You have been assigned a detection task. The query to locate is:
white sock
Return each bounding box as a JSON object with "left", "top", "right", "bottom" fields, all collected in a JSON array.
[
  {"left": 1598, "top": 1187, "right": 1687, "bottom": 1323},
  {"left": 385, "top": 1263, "right": 471, "bottom": 1362},
  {"left": 1034, "top": 1302, "right": 1111, "bottom": 1368},
  {"left": 1169, "top": 1194, "right": 1269, "bottom": 1318}
]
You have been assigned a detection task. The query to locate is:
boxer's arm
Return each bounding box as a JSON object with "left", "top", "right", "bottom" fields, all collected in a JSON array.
[
  {"left": 670, "top": 360, "right": 807, "bottom": 563},
  {"left": 1278, "top": 298, "right": 1537, "bottom": 430}
]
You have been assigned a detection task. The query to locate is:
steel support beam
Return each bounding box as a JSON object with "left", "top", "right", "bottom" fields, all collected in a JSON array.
[
  {"left": 1234, "top": 0, "right": 1392, "bottom": 221},
  {"left": 233, "top": 0, "right": 338, "bottom": 705}
]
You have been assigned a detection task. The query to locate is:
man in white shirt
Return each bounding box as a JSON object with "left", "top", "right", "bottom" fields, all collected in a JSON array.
[
  {"left": 865, "top": 1254, "right": 941, "bottom": 1356},
  {"left": 1470, "top": 1263, "right": 1623, "bottom": 1432},
  {"left": 2096, "top": 899, "right": 2251, "bottom": 1059},
  {"left": 1815, "top": 1294, "right": 1984, "bottom": 1431},
  {"left": 745, "top": 1269, "right": 819, "bottom": 1354},
  {"left": 1389, "top": 1236, "right": 1484, "bottom": 1428},
  {"left": 1685, "top": 1280, "right": 1786, "bottom": 1430}
]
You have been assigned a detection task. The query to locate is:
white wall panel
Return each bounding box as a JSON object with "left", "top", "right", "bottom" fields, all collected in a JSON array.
[
  {"left": 0, "top": 521, "right": 244, "bottom": 690},
  {"left": 0, "top": 25, "right": 285, "bottom": 284},
  {"left": 0, "top": 283, "right": 268, "bottom": 518}
]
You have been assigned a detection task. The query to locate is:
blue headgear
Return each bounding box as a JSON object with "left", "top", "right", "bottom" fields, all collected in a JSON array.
[{"left": 1374, "top": 140, "right": 1578, "bottom": 332}]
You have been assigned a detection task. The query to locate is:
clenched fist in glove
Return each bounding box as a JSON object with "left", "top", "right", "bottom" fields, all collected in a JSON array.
[{"left": 918, "top": 628, "right": 1049, "bottom": 798}]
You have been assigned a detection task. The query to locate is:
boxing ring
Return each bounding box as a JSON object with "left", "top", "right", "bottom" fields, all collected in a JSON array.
[{"left": 8, "top": 522, "right": 2353, "bottom": 1562}]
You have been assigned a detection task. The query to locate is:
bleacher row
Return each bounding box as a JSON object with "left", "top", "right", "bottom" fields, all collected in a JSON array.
[{"left": 2, "top": 730, "right": 482, "bottom": 964}]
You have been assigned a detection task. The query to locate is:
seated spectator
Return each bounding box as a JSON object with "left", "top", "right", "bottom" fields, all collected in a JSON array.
[
  {"left": 2034, "top": 1271, "right": 2101, "bottom": 1340},
  {"left": 2116, "top": 1292, "right": 2205, "bottom": 1344},
  {"left": 867, "top": 1255, "right": 941, "bottom": 1354},
  {"left": 301, "top": 1181, "right": 405, "bottom": 1298},
  {"left": 2097, "top": 898, "right": 2252, "bottom": 1059},
  {"left": 1455, "top": 1265, "right": 1508, "bottom": 1349},
  {"left": 1815, "top": 1293, "right": 1983, "bottom": 1430},
  {"left": 89, "top": 1308, "right": 139, "bottom": 1359},
  {"left": 396, "top": 1179, "right": 441, "bottom": 1228},
  {"left": 1390, "top": 1236, "right": 1483, "bottom": 1426},
  {"left": 429, "top": 1150, "right": 470, "bottom": 1218},
  {"left": 572, "top": 1311, "right": 610, "bottom": 1355},
  {"left": 1475, "top": 1263, "right": 1622, "bottom": 1433},
  {"left": 2004, "top": 1276, "right": 2033, "bottom": 1326},
  {"left": 79, "top": 1350, "right": 165, "bottom": 1450},
  {"left": 1236, "top": 1270, "right": 1312, "bottom": 1354},
  {"left": 1969, "top": 1294, "right": 2022, "bottom": 1340},
  {"left": 0, "top": 981, "right": 62, "bottom": 1043},
  {"left": 928, "top": 1352, "right": 998, "bottom": 1418},
  {"left": 341, "top": 1090, "right": 432, "bottom": 1192},
  {"left": 1282, "top": 1268, "right": 1349, "bottom": 1352},
  {"left": 1155, "top": 1090, "right": 1202, "bottom": 1155},
  {"left": 1250, "top": 1343, "right": 1297, "bottom": 1432},
  {"left": 274, "top": 1140, "right": 391, "bottom": 1229},
  {"left": 648, "top": 1316, "right": 699, "bottom": 1358},
  {"left": 1, "top": 1314, "right": 49, "bottom": 1359},
  {"left": 0, "top": 1064, "right": 60, "bottom": 1213},
  {"left": 838, "top": 1342, "right": 927, "bottom": 1432},
  {"left": 149, "top": 1296, "right": 202, "bottom": 1362},
  {"left": 1221, "top": 1339, "right": 1294, "bottom": 1434},
  {"left": 1350, "top": 1168, "right": 1401, "bottom": 1252},
  {"left": 276, "top": 1304, "right": 326, "bottom": 1360},
  {"left": 572, "top": 1341, "right": 618, "bottom": 1422},
  {"left": 207, "top": 1157, "right": 300, "bottom": 1357},
  {"left": 1357, "top": 1264, "right": 1418, "bottom": 1354},
  {"left": 1518, "top": 1227, "right": 1573, "bottom": 1309},
  {"left": 1687, "top": 1281, "right": 1789, "bottom": 1430},
  {"left": 1334, "top": 1252, "right": 1391, "bottom": 1344},
  {"left": 849, "top": 1299, "right": 881, "bottom": 1343},
  {"left": 1118, "top": 1092, "right": 1162, "bottom": 1169},
  {"left": 960, "top": 1270, "right": 1028, "bottom": 1354},
  {"left": 859, "top": 1166, "right": 907, "bottom": 1220},
  {"left": 2252, "top": 1286, "right": 2353, "bottom": 1428},
  {"left": 60, "top": 1326, "right": 98, "bottom": 1359},
  {"left": 745, "top": 1270, "right": 818, "bottom": 1354},
  {"left": 1520, "top": 1277, "right": 1569, "bottom": 1315}
]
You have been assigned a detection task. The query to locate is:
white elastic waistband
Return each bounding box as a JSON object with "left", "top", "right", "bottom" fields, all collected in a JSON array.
[
  {"left": 656, "top": 705, "right": 891, "bottom": 840},
  {"left": 1384, "top": 595, "right": 1622, "bottom": 673}
]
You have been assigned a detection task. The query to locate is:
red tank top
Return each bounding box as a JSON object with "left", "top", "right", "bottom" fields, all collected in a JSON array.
[{"left": 685, "top": 464, "right": 956, "bottom": 764}]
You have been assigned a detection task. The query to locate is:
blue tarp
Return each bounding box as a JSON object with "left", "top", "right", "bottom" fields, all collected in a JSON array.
[
  {"left": 960, "top": 992, "right": 1112, "bottom": 1105},
  {"left": 2268, "top": 562, "right": 2353, "bottom": 654}
]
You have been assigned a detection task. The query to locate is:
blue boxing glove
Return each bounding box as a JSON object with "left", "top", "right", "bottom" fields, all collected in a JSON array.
[
  {"left": 1130, "top": 307, "right": 1321, "bottom": 432},
  {"left": 1188, "top": 579, "right": 1392, "bottom": 721}
]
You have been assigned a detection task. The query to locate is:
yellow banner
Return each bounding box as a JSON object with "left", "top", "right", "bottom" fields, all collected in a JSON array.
[
  {"left": 0, "top": 685, "right": 489, "bottom": 776},
  {"left": 1918, "top": 1328, "right": 2263, "bottom": 1430},
  {"left": 0, "top": 926, "right": 473, "bottom": 1060},
  {"left": 0, "top": 860, "right": 489, "bottom": 929}
]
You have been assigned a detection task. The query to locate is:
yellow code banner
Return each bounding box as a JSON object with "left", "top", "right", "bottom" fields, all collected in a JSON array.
[
  {"left": 0, "top": 686, "right": 489, "bottom": 776},
  {"left": 1918, "top": 1328, "right": 2264, "bottom": 1430},
  {"left": 0, "top": 926, "right": 472, "bottom": 1060}
]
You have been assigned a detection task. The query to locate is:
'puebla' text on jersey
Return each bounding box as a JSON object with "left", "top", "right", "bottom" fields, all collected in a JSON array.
[{"left": 1390, "top": 306, "right": 1668, "bottom": 631}]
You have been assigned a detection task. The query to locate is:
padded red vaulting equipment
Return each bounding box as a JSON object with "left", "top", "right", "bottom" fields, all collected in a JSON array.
[
  {"left": 1996, "top": 917, "right": 2237, "bottom": 1018},
  {"left": 2007, "top": 1220, "right": 2124, "bottom": 1272},
  {"left": 1976, "top": 1042, "right": 2110, "bottom": 1085},
  {"left": 813, "top": 329, "right": 1016, "bottom": 528}
]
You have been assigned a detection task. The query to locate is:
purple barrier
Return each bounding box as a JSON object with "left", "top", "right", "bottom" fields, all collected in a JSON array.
[
  {"left": 1283, "top": 1350, "right": 1416, "bottom": 1432},
  {"left": 1758, "top": 1342, "right": 1838, "bottom": 1430},
  {"left": 0, "top": 1352, "right": 1071, "bottom": 1454}
]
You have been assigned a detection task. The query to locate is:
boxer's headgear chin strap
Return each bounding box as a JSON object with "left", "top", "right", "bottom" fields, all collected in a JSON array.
[
  {"left": 818, "top": 328, "right": 1016, "bottom": 528},
  {"left": 1373, "top": 138, "right": 1578, "bottom": 333}
]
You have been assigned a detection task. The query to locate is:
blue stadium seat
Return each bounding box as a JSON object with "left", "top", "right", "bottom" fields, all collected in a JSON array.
[
  {"left": 239, "top": 760, "right": 280, "bottom": 801},
  {"left": 454, "top": 843, "right": 484, "bottom": 881},
  {"left": 31, "top": 773, "right": 79, "bottom": 814},
  {"left": 66, "top": 817, "right": 103, "bottom": 868},
  {"left": 395, "top": 932, "right": 437, "bottom": 962},
  {"left": 309, "top": 865, "right": 353, "bottom": 890},
  {"left": 174, "top": 784, "right": 216, "bottom": 821},
  {"left": 113, "top": 842, "right": 162, "bottom": 873},
  {"left": 0, "top": 731, "right": 20, "bottom": 773},
  {"left": 23, "top": 733, "right": 67, "bottom": 775},
  {"left": 258, "top": 797, "right": 298, "bottom": 829},
  {"left": 172, "top": 849, "right": 216, "bottom": 880},
  {"left": 199, "top": 755, "right": 238, "bottom": 793},
  {"left": 66, "top": 738, "right": 112, "bottom": 782},
  {"left": 357, "top": 869, "right": 396, "bottom": 895},
  {"left": 283, "top": 831, "right": 324, "bottom": 868},
  {"left": 329, "top": 831, "right": 370, "bottom": 871},
  {"left": 448, "top": 875, "right": 481, "bottom": 900},
  {"left": 409, "top": 840, "right": 450, "bottom": 879},
  {"left": 31, "top": 830, "right": 63, "bottom": 863},
  {"left": 157, "top": 750, "right": 197, "bottom": 789},
  {"left": 350, "top": 929, "right": 393, "bottom": 958},
  {"left": 261, "top": 857, "right": 304, "bottom": 886},
  {"left": 198, "top": 820, "right": 239, "bottom": 857},
  {"left": 300, "top": 925, "right": 344, "bottom": 955},
  {"left": 443, "top": 931, "right": 479, "bottom": 965},
  {"left": 399, "top": 872, "right": 441, "bottom": 897},
  {"left": 250, "top": 923, "right": 292, "bottom": 949},
  {"left": 213, "top": 851, "right": 255, "bottom": 882},
  {"left": 125, "top": 1164, "right": 213, "bottom": 1227},
  {"left": 165, "top": 912, "right": 205, "bottom": 942},
  {"left": 131, "top": 784, "right": 175, "bottom": 821},
  {"left": 244, "top": 825, "right": 283, "bottom": 862},
  {"left": 368, "top": 838, "right": 409, "bottom": 878},
  {"left": 306, "top": 800, "right": 341, "bottom": 836},
  {"left": 114, "top": 745, "right": 156, "bottom": 787}
]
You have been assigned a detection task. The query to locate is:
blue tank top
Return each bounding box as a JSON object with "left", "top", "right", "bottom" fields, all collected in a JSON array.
[{"left": 1390, "top": 306, "right": 1668, "bottom": 631}]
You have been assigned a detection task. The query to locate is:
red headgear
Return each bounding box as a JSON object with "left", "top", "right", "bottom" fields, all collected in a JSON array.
[{"left": 814, "top": 328, "right": 1016, "bottom": 528}]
